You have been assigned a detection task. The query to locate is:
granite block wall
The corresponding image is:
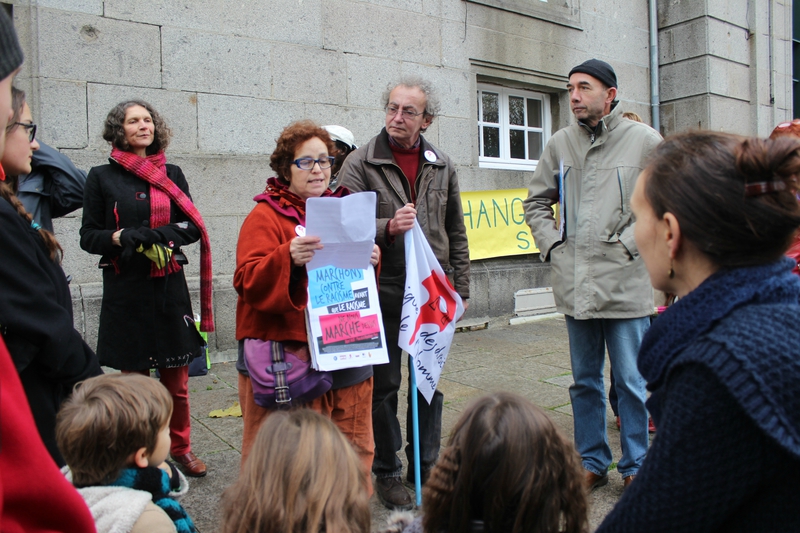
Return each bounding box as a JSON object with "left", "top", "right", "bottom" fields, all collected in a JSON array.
[{"left": 5, "top": 0, "right": 791, "bottom": 351}]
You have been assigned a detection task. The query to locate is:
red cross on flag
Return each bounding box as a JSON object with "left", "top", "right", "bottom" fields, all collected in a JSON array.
[{"left": 398, "top": 220, "right": 465, "bottom": 404}]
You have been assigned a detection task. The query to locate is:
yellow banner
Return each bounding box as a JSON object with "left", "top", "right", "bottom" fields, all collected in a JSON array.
[{"left": 460, "top": 189, "right": 539, "bottom": 260}]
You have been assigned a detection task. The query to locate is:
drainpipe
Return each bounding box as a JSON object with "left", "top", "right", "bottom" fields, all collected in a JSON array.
[{"left": 649, "top": 0, "right": 660, "bottom": 132}]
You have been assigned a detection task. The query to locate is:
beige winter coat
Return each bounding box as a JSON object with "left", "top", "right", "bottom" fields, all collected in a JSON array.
[{"left": 524, "top": 104, "right": 662, "bottom": 319}]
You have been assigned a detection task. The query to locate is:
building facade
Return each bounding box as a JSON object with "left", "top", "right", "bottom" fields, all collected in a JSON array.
[{"left": 4, "top": 0, "right": 792, "bottom": 353}]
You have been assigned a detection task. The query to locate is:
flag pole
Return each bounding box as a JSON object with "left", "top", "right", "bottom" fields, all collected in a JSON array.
[{"left": 409, "top": 353, "right": 422, "bottom": 507}]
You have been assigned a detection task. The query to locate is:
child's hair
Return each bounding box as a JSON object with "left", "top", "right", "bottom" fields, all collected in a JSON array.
[
  {"left": 221, "top": 409, "right": 370, "bottom": 533},
  {"left": 423, "top": 392, "right": 588, "bottom": 533},
  {"left": 55, "top": 373, "right": 173, "bottom": 488}
]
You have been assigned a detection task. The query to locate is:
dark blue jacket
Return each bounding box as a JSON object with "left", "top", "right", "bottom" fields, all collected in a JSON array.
[{"left": 598, "top": 259, "right": 800, "bottom": 532}]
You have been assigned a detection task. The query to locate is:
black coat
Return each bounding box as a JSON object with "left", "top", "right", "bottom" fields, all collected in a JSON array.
[
  {"left": 0, "top": 197, "right": 102, "bottom": 466},
  {"left": 80, "top": 160, "right": 204, "bottom": 370}
]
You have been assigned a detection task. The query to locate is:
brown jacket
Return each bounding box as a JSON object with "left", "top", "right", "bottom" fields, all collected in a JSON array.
[{"left": 338, "top": 128, "right": 470, "bottom": 307}]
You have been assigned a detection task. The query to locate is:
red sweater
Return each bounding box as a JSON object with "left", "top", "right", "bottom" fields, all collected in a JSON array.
[
  {"left": 234, "top": 201, "right": 310, "bottom": 343},
  {"left": 0, "top": 336, "right": 96, "bottom": 533},
  {"left": 389, "top": 143, "right": 420, "bottom": 202}
]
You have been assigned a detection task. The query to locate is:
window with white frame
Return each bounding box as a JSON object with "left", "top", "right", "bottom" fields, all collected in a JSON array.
[{"left": 477, "top": 85, "right": 551, "bottom": 171}]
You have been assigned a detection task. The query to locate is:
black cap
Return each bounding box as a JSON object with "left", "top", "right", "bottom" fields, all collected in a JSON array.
[
  {"left": 0, "top": 9, "right": 24, "bottom": 81},
  {"left": 568, "top": 59, "right": 617, "bottom": 89}
]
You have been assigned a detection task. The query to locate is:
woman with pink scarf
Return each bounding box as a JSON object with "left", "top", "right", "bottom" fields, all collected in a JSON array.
[{"left": 80, "top": 100, "right": 212, "bottom": 478}]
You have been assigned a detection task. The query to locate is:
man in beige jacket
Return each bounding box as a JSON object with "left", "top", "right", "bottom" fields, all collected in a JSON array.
[{"left": 524, "top": 59, "right": 661, "bottom": 491}]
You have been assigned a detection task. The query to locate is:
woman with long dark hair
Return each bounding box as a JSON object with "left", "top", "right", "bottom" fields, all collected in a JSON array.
[
  {"left": 80, "top": 100, "right": 212, "bottom": 477},
  {"left": 597, "top": 132, "right": 800, "bottom": 531}
]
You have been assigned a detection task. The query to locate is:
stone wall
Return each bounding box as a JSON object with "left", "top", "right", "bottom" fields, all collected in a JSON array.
[
  {"left": 5, "top": 0, "right": 791, "bottom": 352},
  {"left": 658, "top": 0, "right": 793, "bottom": 135}
]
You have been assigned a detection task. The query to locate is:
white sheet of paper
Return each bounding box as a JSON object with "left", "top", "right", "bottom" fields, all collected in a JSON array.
[{"left": 306, "top": 192, "right": 377, "bottom": 270}]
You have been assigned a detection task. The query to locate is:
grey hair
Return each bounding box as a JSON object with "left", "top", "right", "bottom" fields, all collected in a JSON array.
[{"left": 382, "top": 76, "right": 441, "bottom": 128}]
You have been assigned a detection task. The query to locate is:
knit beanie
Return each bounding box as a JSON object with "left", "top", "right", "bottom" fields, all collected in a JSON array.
[
  {"left": 568, "top": 59, "right": 617, "bottom": 89},
  {"left": 0, "top": 8, "right": 24, "bottom": 81}
]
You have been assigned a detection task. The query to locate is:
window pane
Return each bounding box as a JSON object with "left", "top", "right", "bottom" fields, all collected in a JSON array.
[
  {"left": 527, "top": 98, "right": 542, "bottom": 127},
  {"left": 509, "top": 129, "right": 525, "bottom": 159},
  {"left": 482, "top": 93, "right": 499, "bottom": 123},
  {"left": 509, "top": 96, "right": 524, "bottom": 126},
  {"left": 483, "top": 126, "right": 500, "bottom": 157},
  {"left": 528, "top": 131, "right": 543, "bottom": 160}
]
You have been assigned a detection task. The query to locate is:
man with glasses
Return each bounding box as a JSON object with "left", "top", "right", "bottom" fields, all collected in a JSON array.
[{"left": 339, "top": 76, "right": 470, "bottom": 510}]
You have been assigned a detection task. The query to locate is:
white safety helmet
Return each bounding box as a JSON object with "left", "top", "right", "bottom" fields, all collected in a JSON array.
[{"left": 323, "top": 125, "right": 358, "bottom": 151}]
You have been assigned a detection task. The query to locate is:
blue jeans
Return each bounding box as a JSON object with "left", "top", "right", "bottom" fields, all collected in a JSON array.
[
  {"left": 565, "top": 316, "right": 649, "bottom": 478},
  {"left": 372, "top": 311, "right": 443, "bottom": 481}
]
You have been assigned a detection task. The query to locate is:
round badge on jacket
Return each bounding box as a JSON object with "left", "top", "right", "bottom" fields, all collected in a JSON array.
[
  {"left": 295, "top": 225, "right": 305, "bottom": 237},
  {"left": 424, "top": 150, "right": 437, "bottom": 163}
]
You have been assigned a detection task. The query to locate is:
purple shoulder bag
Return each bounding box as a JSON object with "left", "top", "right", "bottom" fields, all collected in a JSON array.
[{"left": 243, "top": 339, "right": 332, "bottom": 409}]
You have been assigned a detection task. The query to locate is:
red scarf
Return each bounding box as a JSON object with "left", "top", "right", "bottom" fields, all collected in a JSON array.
[
  {"left": 253, "top": 177, "right": 349, "bottom": 224},
  {"left": 111, "top": 148, "right": 214, "bottom": 332}
]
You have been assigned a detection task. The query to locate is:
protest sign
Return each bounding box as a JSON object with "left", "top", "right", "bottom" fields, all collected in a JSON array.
[
  {"left": 306, "top": 265, "right": 389, "bottom": 371},
  {"left": 304, "top": 192, "right": 389, "bottom": 371}
]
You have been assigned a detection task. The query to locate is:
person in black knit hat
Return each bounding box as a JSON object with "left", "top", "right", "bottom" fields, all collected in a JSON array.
[
  {"left": 0, "top": 7, "right": 25, "bottom": 154},
  {"left": 524, "top": 59, "right": 661, "bottom": 492},
  {"left": 1, "top": 8, "right": 100, "bottom": 532}
]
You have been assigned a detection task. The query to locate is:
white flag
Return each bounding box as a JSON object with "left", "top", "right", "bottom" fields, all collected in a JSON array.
[{"left": 398, "top": 220, "right": 464, "bottom": 404}]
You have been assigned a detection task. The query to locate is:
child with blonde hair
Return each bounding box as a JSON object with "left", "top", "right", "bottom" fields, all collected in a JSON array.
[
  {"left": 56, "top": 373, "right": 196, "bottom": 533},
  {"left": 221, "top": 409, "right": 370, "bottom": 533}
]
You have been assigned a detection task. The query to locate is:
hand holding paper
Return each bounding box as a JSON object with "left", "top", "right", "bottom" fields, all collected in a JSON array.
[
  {"left": 371, "top": 244, "right": 380, "bottom": 266},
  {"left": 290, "top": 236, "right": 323, "bottom": 267}
]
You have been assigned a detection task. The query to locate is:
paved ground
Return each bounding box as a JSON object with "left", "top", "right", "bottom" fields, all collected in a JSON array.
[{"left": 180, "top": 314, "right": 641, "bottom": 532}]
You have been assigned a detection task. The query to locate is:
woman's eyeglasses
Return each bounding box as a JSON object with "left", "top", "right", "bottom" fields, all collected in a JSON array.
[
  {"left": 292, "top": 156, "right": 335, "bottom": 170},
  {"left": 11, "top": 122, "right": 37, "bottom": 142}
]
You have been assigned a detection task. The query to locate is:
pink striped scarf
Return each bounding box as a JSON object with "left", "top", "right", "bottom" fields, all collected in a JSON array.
[{"left": 111, "top": 148, "right": 214, "bottom": 332}]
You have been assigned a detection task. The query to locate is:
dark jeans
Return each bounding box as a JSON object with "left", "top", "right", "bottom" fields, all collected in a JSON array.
[{"left": 372, "top": 311, "right": 443, "bottom": 480}]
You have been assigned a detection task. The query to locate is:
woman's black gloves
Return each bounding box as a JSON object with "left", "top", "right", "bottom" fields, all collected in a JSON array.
[{"left": 119, "top": 227, "right": 161, "bottom": 263}]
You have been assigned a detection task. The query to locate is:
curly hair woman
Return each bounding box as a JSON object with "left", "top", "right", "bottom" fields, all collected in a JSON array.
[
  {"left": 80, "top": 99, "right": 213, "bottom": 477},
  {"left": 233, "top": 120, "right": 379, "bottom": 494}
]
